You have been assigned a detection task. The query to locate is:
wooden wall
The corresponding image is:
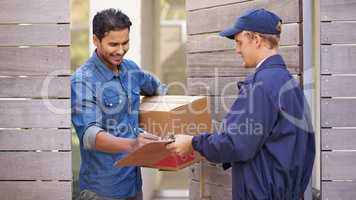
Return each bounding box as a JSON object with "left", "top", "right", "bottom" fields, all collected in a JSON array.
[
  {"left": 320, "top": 1, "right": 356, "bottom": 199},
  {"left": 185, "top": 0, "right": 303, "bottom": 199},
  {"left": 0, "top": 0, "right": 71, "bottom": 199}
]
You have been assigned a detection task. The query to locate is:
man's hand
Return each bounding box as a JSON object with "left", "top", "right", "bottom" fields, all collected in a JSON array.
[
  {"left": 166, "top": 134, "right": 194, "bottom": 156},
  {"left": 130, "top": 132, "right": 159, "bottom": 152}
]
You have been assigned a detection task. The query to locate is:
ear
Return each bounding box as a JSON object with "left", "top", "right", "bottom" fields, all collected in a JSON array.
[
  {"left": 93, "top": 35, "right": 100, "bottom": 47},
  {"left": 255, "top": 34, "right": 263, "bottom": 48}
]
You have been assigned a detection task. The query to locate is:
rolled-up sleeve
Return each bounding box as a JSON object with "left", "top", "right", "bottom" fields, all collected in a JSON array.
[
  {"left": 71, "top": 79, "right": 103, "bottom": 150},
  {"left": 83, "top": 125, "right": 103, "bottom": 150}
]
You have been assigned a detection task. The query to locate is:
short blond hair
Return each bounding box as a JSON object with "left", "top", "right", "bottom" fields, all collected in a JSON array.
[{"left": 243, "top": 31, "right": 280, "bottom": 49}]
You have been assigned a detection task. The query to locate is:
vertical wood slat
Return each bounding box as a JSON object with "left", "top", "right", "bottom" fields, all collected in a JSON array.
[
  {"left": 0, "top": 129, "right": 71, "bottom": 150},
  {"left": 0, "top": 24, "right": 70, "bottom": 46},
  {"left": 0, "top": 0, "right": 70, "bottom": 24},
  {"left": 0, "top": 181, "right": 72, "bottom": 200},
  {"left": 0, "top": 152, "right": 72, "bottom": 180},
  {"left": 0, "top": 47, "right": 70, "bottom": 76}
]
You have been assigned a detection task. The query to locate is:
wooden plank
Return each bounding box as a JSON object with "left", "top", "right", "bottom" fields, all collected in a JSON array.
[
  {"left": 321, "top": 45, "right": 356, "bottom": 74},
  {"left": 188, "top": 76, "right": 300, "bottom": 96},
  {"left": 322, "top": 181, "right": 356, "bottom": 200},
  {"left": 0, "top": 0, "right": 69, "bottom": 24},
  {"left": 187, "top": 46, "right": 301, "bottom": 77},
  {"left": 322, "top": 151, "right": 356, "bottom": 180},
  {"left": 0, "top": 24, "right": 70, "bottom": 46},
  {"left": 320, "top": 0, "right": 356, "bottom": 21},
  {"left": 187, "top": 23, "right": 301, "bottom": 53},
  {"left": 0, "top": 47, "right": 70, "bottom": 76},
  {"left": 190, "top": 180, "right": 232, "bottom": 200},
  {"left": 0, "top": 152, "right": 71, "bottom": 180},
  {"left": 209, "top": 96, "right": 237, "bottom": 122},
  {"left": 0, "top": 129, "right": 71, "bottom": 151},
  {"left": 0, "top": 181, "right": 71, "bottom": 200},
  {"left": 321, "top": 76, "right": 356, "bottom": 97},
  {"left": 0, "top": 100, "right": 70, "bottom": 128},
  {"left": 189, "top": 162, "right": 231, "bottom": 187},
  {"left": 0, "top": 77, "right": 70, "bottom": 98},
  {"left": 187, "top": 77, "right": 243, "bottom": 96},
  {"left": 321, "top": 99, "right": 356, "bottom": 127},
  {"left": 186, "top": 0, "right": 248, "bottom": 11},
  {"left": 187, "top": 66, "right": 255, "bottom": 77},
  {"left": 187, "top": 0, "right": 301, "bottom": 35},
  {"left": 321, "top": 22, "right": 356, "bottom": 44},
  {"left": 212, "top": 120, "right": 224, "bottom": 133},
  {"left": 322, "top": 129, "right": 356, "bottom": 150}
]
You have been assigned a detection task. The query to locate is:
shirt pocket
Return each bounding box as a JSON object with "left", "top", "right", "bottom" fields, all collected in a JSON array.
[{"left": 102, "top": 93, "right": 127, "bottom": 115}]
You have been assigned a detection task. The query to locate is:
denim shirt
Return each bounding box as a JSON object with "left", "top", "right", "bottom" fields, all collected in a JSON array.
[{"left": 71, "top": 52, "right": 166, "bottom": 198}]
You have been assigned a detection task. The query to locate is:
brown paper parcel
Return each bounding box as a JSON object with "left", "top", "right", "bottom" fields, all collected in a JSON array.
[{"left": 116, "top": 95, "right": 212, "bottom": 170}]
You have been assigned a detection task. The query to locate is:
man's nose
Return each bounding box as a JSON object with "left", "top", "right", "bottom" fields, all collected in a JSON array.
[
  {"left": 116, "top": 45, "right": 125, "bottom": 55},
  {"left": 235, "top": 46, "right": 241, "bottom": 54}
]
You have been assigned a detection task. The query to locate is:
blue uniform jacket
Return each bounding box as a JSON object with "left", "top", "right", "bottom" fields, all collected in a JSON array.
[
  {"left": 192, "top": 55, "right": 315, "bottom": 200},
  {"left": 71, "top": 52, "right": 166, "bottom": 198}
]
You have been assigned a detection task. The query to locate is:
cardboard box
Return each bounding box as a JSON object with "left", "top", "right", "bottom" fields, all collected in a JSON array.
[
  {"left": 139, "top": 95, "right": 212, "bottom": 138},
  {"left": 115, "top": 95, "right": 211, "bottom": 170}
]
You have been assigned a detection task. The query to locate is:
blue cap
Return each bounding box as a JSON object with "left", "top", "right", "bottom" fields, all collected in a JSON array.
[{"left": 219, "top": 9, "right": 282, "bottom": 39}]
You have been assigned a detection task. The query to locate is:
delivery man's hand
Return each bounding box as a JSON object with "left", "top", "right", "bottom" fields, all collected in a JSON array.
[{"left": 166, "top": 134, "right": 194, "bottom": 156}]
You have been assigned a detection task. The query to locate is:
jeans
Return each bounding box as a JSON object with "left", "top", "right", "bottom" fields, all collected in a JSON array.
[{"left": 79, "top": 189, "right": 143, "bottom": 200}]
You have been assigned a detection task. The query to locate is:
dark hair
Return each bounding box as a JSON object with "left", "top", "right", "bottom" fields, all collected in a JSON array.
[{"left": 93, "top": 8, "right": 132, "bottom": 41}]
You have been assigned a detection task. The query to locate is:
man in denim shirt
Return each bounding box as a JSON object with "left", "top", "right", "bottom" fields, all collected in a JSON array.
[{"left": 71, "top": 9, "right": 166, "bottom": 200}]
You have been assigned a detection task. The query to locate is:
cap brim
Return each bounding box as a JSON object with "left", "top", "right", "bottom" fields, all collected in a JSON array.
[{"left": 219, "top": 27, "right": 243, "bottom": 39}]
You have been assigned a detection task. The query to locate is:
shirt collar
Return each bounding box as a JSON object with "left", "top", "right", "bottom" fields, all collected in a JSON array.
[
  {"left": 91, "top": 50, "right": 120, "bottom": 81},
  {"left": 256, "top": 54, "right": 286, "bottom": 72},
  {"left": 255, "top": 56, "right": 270, "bottom": 69}
]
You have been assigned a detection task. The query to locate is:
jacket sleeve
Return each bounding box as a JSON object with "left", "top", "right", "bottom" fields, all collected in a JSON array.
[{"left": 192, "top": 81, "right": 278, "bottom": 163}]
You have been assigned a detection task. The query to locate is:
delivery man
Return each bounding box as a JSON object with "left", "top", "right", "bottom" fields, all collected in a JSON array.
[
  {"left": 71, "top": 8, "right": 166, "bottom": 200},
  {"left": 167, "top": 8, "right": 315, "bottom": 200}
]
